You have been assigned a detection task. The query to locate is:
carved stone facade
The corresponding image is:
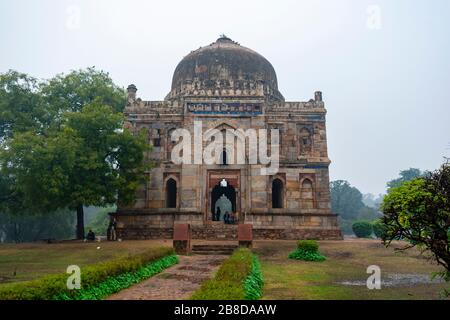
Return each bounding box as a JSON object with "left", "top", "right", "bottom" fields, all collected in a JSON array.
[{"left": 113, "top": 36, "right": 342, "bottom": 240}]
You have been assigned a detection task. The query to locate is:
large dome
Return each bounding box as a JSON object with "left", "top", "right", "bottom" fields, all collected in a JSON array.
[{"left": 168, "top": 36, "right": 284, "bottom": 101}]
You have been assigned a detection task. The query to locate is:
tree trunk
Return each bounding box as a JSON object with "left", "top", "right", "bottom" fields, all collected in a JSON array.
[{"left": 76, "top": 204, "right": 85, "bottom": 240}]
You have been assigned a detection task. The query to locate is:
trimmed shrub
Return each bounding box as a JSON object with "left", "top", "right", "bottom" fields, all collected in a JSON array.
[
  {"left": 288, "top": 249, "right": 326, "bottom": 262},
  {"left": 372, "top": 220, "right": 387, "bottom": 239},
  {"left": 352, "top": 221, "right": 373, "bottom": 238},
  {"left": 289, "top": 240, "right": 326, "bottom": 262},
  {"left": 0, "top": 247, "right": 176, "bottom": 300},
  {"left": 191, "top": 248, "right": 264, "bottom": 300},
  {"left": 297, "top": 240, "right": 319, "bottom": 252}
]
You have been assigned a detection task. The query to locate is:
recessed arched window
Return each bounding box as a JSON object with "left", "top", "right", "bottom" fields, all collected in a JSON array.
[
  {"left": 165, "top": 178, "right": 177, "bottom": 208},
  {"left": 301, "top": 178, "right": 314, "bottom": 209},
  {"left": 272, "top": 178, "right": 284, "bottom": 209}
]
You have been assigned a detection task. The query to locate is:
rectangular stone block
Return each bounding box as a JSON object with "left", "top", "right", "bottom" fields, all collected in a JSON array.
[
  {"left": 238, "top": 224, "right": 253, "bottom": 248},
  {"left": 173, "top": 223, "right": 191, "bottom": 254}
]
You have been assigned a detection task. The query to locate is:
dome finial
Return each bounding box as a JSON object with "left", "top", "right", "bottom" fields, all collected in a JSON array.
[{"left": 217, "top": 34, "right": 232, "bottom": 42}]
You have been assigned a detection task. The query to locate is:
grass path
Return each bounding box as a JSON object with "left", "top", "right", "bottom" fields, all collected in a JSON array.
[{"left": 253, "top": 239, "right": 448, "bottom": 300}]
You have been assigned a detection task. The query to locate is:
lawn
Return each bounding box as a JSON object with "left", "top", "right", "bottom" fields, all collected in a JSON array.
[
  {"left": 0, "top": 240, "right": 171, "bottom": 286},
  {"left": 253, "top": 238, "right": 449, "bottom": 300}
]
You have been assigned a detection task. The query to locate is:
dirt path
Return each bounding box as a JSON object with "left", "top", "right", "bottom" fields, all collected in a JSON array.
[{"left": 107, "top": 255, "right": 226, "bottom": 300}]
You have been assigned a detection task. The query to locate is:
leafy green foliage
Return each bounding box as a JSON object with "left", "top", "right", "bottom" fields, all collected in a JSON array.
[
  {"left": 381, "top": 162, "right": 450, "bottom": 294},
  {"left": 0, "top": 247, "right": 175, "bottom": 300},
  {"left": 0, "top": 208, "right": 75, "bottom": 243},
  {"left": 0, "top": 70, "right": 46, "bottom": 140},
  {"left": 289, "top": 241, "right": 326, "bottom": 262},
  {"left": 330, "top": 180, "right": 381, "bottom": 234},
  {"left": 330, "top": 180, "right": 365, "bottom": 220},
  {"left": 288, "top": 249, "right": 326, "bottom": 262},
  {"left": 372, "top": 219, "right": 386, "bottom": 239},
  {"left": 352, "top": 221, "right": 373, "bottom": 238},
  {"left": 297, "top": 240, "right": 319, "bottom": 252},
  {"left": 243, "top": 255, "right": 264, "bottom": 300},
  {"left": 41, "top": 67, "right": 126, "bottom": 114},
  {"left": 0, "top": 68, "right": 147, "bottom": 240},
  {"left": 55, "top": 254, "right": 178, "bottom": 300},
  {"left": 191, "top": 248, "right": 263, "bottom": 300},
  {"left": 387, "top": 168, "right": 423, "bottom": 192}
]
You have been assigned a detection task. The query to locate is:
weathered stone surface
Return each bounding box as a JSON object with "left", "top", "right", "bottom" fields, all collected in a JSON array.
[{"left": 115, "top": 37, "right": 342, "bottom": 241}]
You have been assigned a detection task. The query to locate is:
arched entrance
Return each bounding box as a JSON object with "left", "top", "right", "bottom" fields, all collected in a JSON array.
[{"left": 211, "top": 179, "right": 236, "bottom": 221}]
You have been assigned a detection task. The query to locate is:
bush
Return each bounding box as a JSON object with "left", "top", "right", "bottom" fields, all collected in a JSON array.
[
  {"left": 288, "top": 249, "right": 326, "bottom": 261},
  {"left": 289, "top": 240, "right": 326, "bottom": 262},
  {"left": 191, "top": 248, "right": 264, "bottom": 300},
  {"left": 0, "top": 247, "right": 175, "bottom": 300},
  {"left": 352, "top": 221, "right": 373, "bottom": 238},
  {"left": 372, "top": 220, "right": 386, "bottom": 239},
  {"left": 297, "top": 240, "right": 319, "bottom": 252}
]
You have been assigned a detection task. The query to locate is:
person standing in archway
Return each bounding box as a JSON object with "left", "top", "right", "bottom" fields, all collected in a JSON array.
[{"left": 215, "top": 207, "right": 221, "bottom": 221}]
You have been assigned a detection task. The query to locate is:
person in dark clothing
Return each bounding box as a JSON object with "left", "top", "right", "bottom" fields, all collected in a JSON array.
[
  {"left": 215, "top": 207, "right": 221, "bottom": 221},
  {"left": 229, "top": 212, "right": 235, "bottom": 224},
  {"left": 109, "top": 218, "right": 117, "bottom": 241},
  {"left": 86, "top": 229, "right": 95, "bottom": 241},
  {"left": 224, "top": 212, "right": 230, "bottom": 224}
]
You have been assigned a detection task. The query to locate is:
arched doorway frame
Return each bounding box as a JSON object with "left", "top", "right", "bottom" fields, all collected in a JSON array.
[
  {"left": 206, "top": 170, "right": 241, "bottom": 223},
  {"left": 163, "top": 174, "right": 180, "bottom": 209},
  {"left": 269, "top": 174, "right": 286, "bottom": 211}
]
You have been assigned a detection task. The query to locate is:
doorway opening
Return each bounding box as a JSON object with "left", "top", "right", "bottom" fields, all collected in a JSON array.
[{"left": 211, "top": 179, "right": 236, "bottom": 221}]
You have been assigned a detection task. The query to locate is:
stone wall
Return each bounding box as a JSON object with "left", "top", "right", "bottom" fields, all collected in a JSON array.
[
  {"left": 113, "top": 211, "right": 342, "bottom": 240},
  {"left": 116, "top": 84, "right": 343, "bottom": 240}
]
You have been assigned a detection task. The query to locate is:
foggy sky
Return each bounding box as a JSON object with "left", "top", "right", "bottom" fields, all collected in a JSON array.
[{"left": 1, "top": 0, "right": 449, "bottom": 195}]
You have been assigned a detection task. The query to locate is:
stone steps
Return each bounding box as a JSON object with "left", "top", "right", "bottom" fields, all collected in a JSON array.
[{"left": 192, "top": 244, "right": 238, "bottom": 255}]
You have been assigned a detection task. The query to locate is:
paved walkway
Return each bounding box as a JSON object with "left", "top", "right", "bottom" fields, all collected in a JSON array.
[{"left": 107, "top": 255, "right": 226, "bottom": 300}]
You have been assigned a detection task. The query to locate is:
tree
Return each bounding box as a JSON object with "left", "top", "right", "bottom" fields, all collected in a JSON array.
[
  {"left": 1, "top": 101, "right": 149, "bottom": 239},
  {"left": 41, "top": 67, "right": 126, "bottom": 114},
  {"left": 0, "top": 68, "right": 148, "bottom": 240},
  {"left": 0, "top": 71, "right": 47, "bottom": 141},
  {"left": 352, "top": 221, "right": 373, "bottom": 238},
  {"left": 0, "top": 209, "right": 74, "bottom": 243},
  {"left": 387, "top": 168, "right": 423, "bottom": 191},
  {"left": 330, "top": 180, "right": 365, "bottom": 220},
  {"left": 362, "top": 193, "right": 384, "bottom": 209},
  {"left": 381, "top": 161, "right": 450, "bottom": 286}
]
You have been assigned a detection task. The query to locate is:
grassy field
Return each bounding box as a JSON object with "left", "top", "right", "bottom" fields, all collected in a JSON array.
[
  {"left": 1, "top": 238, "right": 448, "bottom": 300},
  {"left": 253, "top": 239, "right": 449, "bottom": 300},
  {"left": 0, "top": 240, "right": 171, "bottom": 285}
]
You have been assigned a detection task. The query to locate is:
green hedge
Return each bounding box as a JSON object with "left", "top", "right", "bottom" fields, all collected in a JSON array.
[
  {"left": 191, "top": 248, "right": 264, "bottom": 300},
  {"left": 243, "top": 255, "right": 264, "bottom": 300},
  {"left": 289, "top": 240, "right": 326, "bottom": 262},
  {"left": 372, "top": 219, "right": 386, "bottom": 239},
  {"left": 352, "top": 221, "right": 373, "bottom": 238},
  {"left": 0, "top": 247, "right": 176, "bottom": 300},
  {"left": 296, "top": 240, "right": 319, "bottom": 252}
]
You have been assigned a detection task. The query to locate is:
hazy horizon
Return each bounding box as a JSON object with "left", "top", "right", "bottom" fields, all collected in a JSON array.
[{"left": 1, "top": 0, "right": 449, "bottom": 196}]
